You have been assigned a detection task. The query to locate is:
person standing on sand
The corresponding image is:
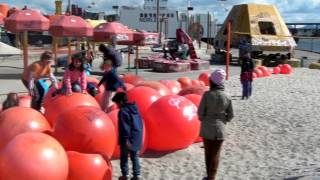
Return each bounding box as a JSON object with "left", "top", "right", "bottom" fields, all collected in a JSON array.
[
  {"left": 240, "top": 52, "right": 254, "bottom": 100},
  {"left": 198, "top": 69, "right": 234, "bottom": 180},
  {"left": 21, "top": 51, "right": 58, "bottom": 111}
]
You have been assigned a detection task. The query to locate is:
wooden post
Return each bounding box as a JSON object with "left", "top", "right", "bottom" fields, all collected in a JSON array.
[
  {"left": 52, "top": 37, "right": 58, "bottom": 72},
  {"left": 68, "top": 37, "right": 72, "bottom": 65},
  {"left": 15, "top": 32, "right": 20, "bottom": 48},
  {"left": 127, "top": 45, "right": 131, "bottom": 72},
  {"left": 23, "top": 31, "right": 28, "bottom": 69},
  {"left": 226, "top": 21, "right": 231, "bottom": 80},
  {"left": 135, "top": 45, "right": 139, "bottom": 75}
]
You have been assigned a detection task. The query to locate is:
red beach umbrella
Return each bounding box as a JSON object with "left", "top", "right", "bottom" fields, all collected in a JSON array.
[
  {"left": 133, "top": 31, "right": 159, "bottom": 46},
  {"left": 93, "top": 22, "right": 134, "bottom": 44},
  {"left": 4, "top": 9, "right": 49, "bottom": 69},
  {"left": 0, "top": 14, "right": 4, "bottom": 25},
  {"left": 49, "top": 15, "right": 93, "bottom": 67}
]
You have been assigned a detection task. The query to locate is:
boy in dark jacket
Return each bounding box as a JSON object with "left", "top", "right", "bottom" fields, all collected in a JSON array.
[
  {"left": 240, "top": 52, "right": 254, "bottom": 100},
  {"left": 98, "top": 60, "right": 126, "bottom": 112},
  {"left": 112, "top": 92, "right": 143, "bottom": 180}
]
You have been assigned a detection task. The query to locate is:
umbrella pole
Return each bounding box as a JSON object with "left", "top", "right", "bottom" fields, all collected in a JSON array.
[
  {"left": 135, "top": 45, "right": 139, "bottom": 75},
  {"left": 68, "top": 37, "right": 72, "bottom": 65},
  {"left": 23, "top": 31, "right": 28, "bottom": 69},
  {"left": 15, "top": 32, "right": 20, "bottom": 48},
  {"left": 127, "top": 45, "right": 131, "bottom": 72},
  {"left": 52, "top": 37, "right": 58, "bottom": 73}
]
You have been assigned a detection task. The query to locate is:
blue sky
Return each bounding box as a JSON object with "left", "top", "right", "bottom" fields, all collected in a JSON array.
[{"left": 2, "top": 0, "right": 320, "bottom": 23}]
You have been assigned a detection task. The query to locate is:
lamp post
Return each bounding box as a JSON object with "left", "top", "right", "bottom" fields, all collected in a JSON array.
[
  {"left": 187, "top": 2, "right": 193, "bottom": 33},
  {"left": 156, "top": 0, "right": 160, "bottom": 33}
]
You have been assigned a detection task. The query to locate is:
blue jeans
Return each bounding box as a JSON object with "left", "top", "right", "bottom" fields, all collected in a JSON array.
[
  {"left": 120, "top": 145, "right": 141, "bottom": 176},
  {"left": 242, "top": 80, "right": 252, "bottom": 98}
]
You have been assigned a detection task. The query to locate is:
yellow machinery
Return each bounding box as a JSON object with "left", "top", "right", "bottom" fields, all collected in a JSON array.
[{"left": 55, "top": 0, "right": 62, "bottom": 15}]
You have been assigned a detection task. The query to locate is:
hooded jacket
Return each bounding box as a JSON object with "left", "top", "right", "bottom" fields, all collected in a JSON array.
[{"left": 118, "top": 102, "right": 143, "bottom": 151}]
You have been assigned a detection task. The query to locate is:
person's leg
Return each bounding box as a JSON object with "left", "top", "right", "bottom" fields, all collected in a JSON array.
[
  {"left": 203, "top": 139, "right": 213, "bottom": 179},
  {"left": 207, "top": 140, "right": 224, "bottom": 180},
  {"left": 21, "top": 79, "right": 29, "bottom": 90},
  {"left": 36, "top": 81, "right": 45, "bottom": 109},
  {"left": 130, "top": 150, "right": 141, "bottom": 178},
  {"left": 243, "top": 81, "right": 249, "bottom": 99},
  {"left": 241, "top": 81, "right": 246, "bottom": 99},
  {"left": 31, "top": 81, "right": 42, "bottom": 111},
  {"left": 102, "top": 91, "right": 115, "bottom": 113},
  {"left": 248, "top": 81, "right": 252, "bottom": 97},
  {"left": 120, "top": 145, "right": 130, "bottom": 177}
]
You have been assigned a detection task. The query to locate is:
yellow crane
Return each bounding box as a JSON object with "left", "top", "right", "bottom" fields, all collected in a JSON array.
[{"left": 55, "top": 0, "right": 62, "bottom": 15}]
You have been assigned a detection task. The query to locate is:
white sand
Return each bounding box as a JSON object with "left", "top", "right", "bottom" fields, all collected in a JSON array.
[{"left": 111, "top": 69, "right": 320, "bottom": 180}]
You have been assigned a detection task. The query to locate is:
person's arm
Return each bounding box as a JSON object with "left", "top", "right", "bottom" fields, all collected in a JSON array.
[
  {"left": 63, "top": 70, "right": 72, "bottom": 95},
  {"left": 197, "top": 93, "right": 207, "bottom": 121},
  {"left": 49, "top": 72, "right": 58, "bottom": 89},
  {"left": 119, "top": 111, "right": 131, "bottom": 144},
  {"left": 80, "top": 71, "right": 87, "bottom": 93},
  {"left": 226, "top": 99, "right": 234, "bottom": 122},
  {"left": 111, "top": 71, "right": 127, "bottom": 91},
  {"left": 97, "top": 72, "right": 107, "bottom": 88}
]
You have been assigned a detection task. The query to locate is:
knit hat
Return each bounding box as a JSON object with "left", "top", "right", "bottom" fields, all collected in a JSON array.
[{"left": 210, "top": 69, "right": 226, "bottom": 86}]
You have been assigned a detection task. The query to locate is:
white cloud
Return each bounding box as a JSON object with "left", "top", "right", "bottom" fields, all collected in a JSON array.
[{"left": 2, "top": 0, "right": 320, "bottom": 22}]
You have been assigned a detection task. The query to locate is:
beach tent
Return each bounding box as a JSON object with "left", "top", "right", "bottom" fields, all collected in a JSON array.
[{"left": 215, "top": 3, "right": 297, "bottom": 52}]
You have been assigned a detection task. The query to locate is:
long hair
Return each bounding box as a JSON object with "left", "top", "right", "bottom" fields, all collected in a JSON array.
[
  {"left": 68, "top": 55, "right": 85, "bottom": 72},
  {"left": 2, "top": 93, "right": 19, "bottom": 111}
]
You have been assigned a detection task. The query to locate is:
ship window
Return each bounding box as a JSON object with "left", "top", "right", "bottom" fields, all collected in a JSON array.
[
  {"left": 171, "top": 14, "right": 174, "bottom": 18},
  {"left": 149, "top": 13, "right": 153, "bottom": 17},
  {"left": 140, "top": 13, "right": 143, "bottom": 18},
  {"left": 144, "top": 13, "right": 148, "bottom": 17},
  {"left": 153, "top": 13, "right": 156, "bottom": 17},
  {"left": 167, "top": 14, "right": 170, "bottom": 18},
  {"left": 259, "top": 21, "right": 276, "bottom": 35}
]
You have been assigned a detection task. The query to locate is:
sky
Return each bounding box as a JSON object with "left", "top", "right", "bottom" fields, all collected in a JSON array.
[{"left": 2, "top": 0, "right": 320, "bottom": 23}]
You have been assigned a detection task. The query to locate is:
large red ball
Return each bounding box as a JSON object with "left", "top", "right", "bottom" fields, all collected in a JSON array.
[
  {"left": 44, "top": 93, "right": 100, "bottom": 126},
  {"left": 0, "top": 107, "right": 51, "bottom": 149},
  {"left": 258, "top": 66, "right": 271, "bottom": 77},
  {"left": 0, "top": 132, "right": 68, "bottom": 180},
  {"left": 254, "top": 68, "right": 263, "bottom": 78},
  {"left": 67, "top": 151, "right": 112, "bottom": 180},
  {"left": 136, "top": 81, "right": 171, "bottom": 96},
  {"left": 121, "top": 74, "right": 144, "bottom": 86},
  {"left": 127, "top": 86, "right": 161, "bottom": 116},
  {"left": 145, "top": 95, "right": 199, "bottom": 151},
  {"left": 280, "top": 64, "right": 293, "bottom": 74},
  {"left": 52, "top": 106, "right": 116, "bottom": 159},
  {"left": 177, "top": 77, "right": 192, "bottom": 89},
  {"left": 273, "top": 67, "right": 281, "bottom": 74},
  {"left": 108, "top": 110, "right": 147, "bottom": 158},
  {"left": 178, "top": 86, "right": 209, "bottom": 96},
  {"left": 183, "top": 94, "right": 202, "bottom": 143},
  {"left": 198, "top": 72, "right": 210, "bottom": 86},
  {"left": 159, "top": 80, "right": 182, "bottom": 94}
]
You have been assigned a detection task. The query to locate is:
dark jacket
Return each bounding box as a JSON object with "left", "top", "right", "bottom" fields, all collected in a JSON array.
[
  {"left": 98, "top": 68, "right": 126, "bottom": 91},
  {"left": 103, "top": 48, "right": 122, "bottom": 67},
  {"left": 241, "top": 57, "right": 254, "bottom": 74},
  {"left": 118, "top": 103, "right": 143, "bottom": 151}
]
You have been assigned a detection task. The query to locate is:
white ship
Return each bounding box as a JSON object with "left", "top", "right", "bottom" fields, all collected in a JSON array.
[{"left": 117, "top": 0, "right": 216, "bottom": 39}]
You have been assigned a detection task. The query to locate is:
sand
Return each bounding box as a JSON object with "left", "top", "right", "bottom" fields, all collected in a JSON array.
[{"left": 111, "top": 68, "right": 320, "bottom": 180}]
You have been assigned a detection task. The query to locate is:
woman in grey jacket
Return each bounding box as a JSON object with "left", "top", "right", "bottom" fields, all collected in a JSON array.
[{"left": 198, "top": 69, "right": 234, "bottom": 180}]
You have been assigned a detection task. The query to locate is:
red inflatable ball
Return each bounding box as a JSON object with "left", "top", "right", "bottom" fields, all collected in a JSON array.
[
  {"left": 252, "top": 72, "right": 258, "bottom": 79},
  {"left": 183, "top": 94, "right": 202, "bottom": 143},
  {"left": 67, "top": 151, "right": 112, "bottom": 180},
  {"left": 177, "top": 77, "right": 192, "bottom": 89},
  {"left": 191, "top": 79, "right": 202, "bottom": 86},
  {"left": 159, "top": 80, "right": 182, "bottom": 94},
  {"left": 198, "top": 72, "right": 210, "bottom": 86},
  {"left": 145, "top": 95, "right": 200, "bottom": 151},
  {"left": 280, "top": 64, "right": 293, "bottom": 74},
  {"left": 258, "top": 66, "right": 271, "bottom": 77},
  {"left": 0, "top": 107, "right": 51, "bottom": 149},
  {"left": 108, "top": 110, "right": 147, "bottom": 158},
  {"left": 121, "top": 74, "right": 144, "bottom": 86},
  {"left": 273, "top": 67, "right": 281, "bottom": 74},
  {"left": 254, "top": 68, "right": 263, "bottom": 78},
  {"left": 44, "top": 93, "right": 100, "bottom": 126},
  {"left": 136, "top": 81, "right": 171, "bottom": 96},
  {"left": 52, "top": 106, "right": 116, "bottom": 159},
  {"left": 123, "top": 83, "right": 134, "bottom": 91},
  {"left": 127, "top": 86, "right": 161, "bottom": 116},
  {"left": 178, "top": 86, "right": 209, "bottom": 96},
  {"left": 0, "top": 132, "right": 68, "bottom": 180}
]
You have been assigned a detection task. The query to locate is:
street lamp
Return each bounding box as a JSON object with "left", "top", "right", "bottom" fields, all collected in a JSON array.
[{"left": 187, "top": 1, "right": 193, "bottom": 33}]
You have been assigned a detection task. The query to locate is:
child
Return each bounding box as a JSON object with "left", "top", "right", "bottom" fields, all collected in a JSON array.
[
  {"left": 21, "top": 51, "right": 58, "bottom": 111},
  {"left": 112, "top": 92, "right": 143, "bottom": 180},
  {"left": 98, "top": 60, "right": 126, "bottom": 112},
  {"left": 61, "top": 55, "right": 87, "bottom": 96},
  {"left": 240, "top": 52, "right": 254, "bottom": 100},
  {"left": 198, "top": 69, "right": 234, "bottom": 180},
  {"left": 2, "top": 93, "right": 19, "bottom": 111}
]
